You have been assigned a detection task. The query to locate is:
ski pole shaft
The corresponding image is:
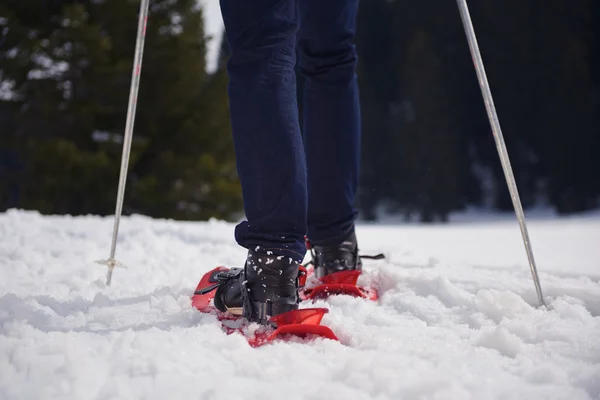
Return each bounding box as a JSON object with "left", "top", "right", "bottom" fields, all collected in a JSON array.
[
  {"left": 98, "top": 0, "right": 150, "bottom": 286},
  {"left": 455, "top": 0, "right": 545, "bottom": 307}
]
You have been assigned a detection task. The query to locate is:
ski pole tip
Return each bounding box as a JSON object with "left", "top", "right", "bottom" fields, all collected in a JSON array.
[{"left": 95, "top": 258, "right": 125, "bottom": 286}]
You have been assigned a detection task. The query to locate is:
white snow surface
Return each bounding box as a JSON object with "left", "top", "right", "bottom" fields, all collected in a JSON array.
[{"left": 1, "top": 209, "right": 599, "bottom": 400}]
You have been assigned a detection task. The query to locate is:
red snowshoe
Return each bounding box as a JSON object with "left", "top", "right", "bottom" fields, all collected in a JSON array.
[{"left": 191, "top": 265, "right": 338, "bottom": 347}]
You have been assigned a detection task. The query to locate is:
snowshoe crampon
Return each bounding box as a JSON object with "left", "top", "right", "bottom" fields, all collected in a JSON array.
[{"left": 192, "top": 267, "right": 338, "bottom": 347}]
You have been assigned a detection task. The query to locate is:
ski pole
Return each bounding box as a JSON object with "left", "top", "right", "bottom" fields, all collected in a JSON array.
[
  {"left": 97, "top": 0, "right": 150, "bottom": 286},
  {"left": 455, "top": 0, "right": 546, "bottom": 307}
]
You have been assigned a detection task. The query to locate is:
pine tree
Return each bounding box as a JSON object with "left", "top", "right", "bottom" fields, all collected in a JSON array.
[
  {"left": 354, "top": 0, "right": 400, "bottom": 220},
  {"left": 1, "top": 0, "right": 122, "bottom": 213},
  {"left": 473, "top": 0, "right": 599, "bottom": 213},
  {"left": 533, "top": 0, "right": 598, "bottom": 213},
  {"left": 395, "top": 29, "right": 462, "bottom": 222},
  {"left": 0, "top": 0, "right": 241, "bottom": 220}
]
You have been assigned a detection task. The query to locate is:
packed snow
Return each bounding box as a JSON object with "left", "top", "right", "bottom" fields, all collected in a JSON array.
[{"left": 0, "top": 209, "right": 599, "bottom": 399}]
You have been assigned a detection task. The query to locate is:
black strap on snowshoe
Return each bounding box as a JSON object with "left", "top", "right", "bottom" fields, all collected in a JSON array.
[
  {"left": 244, "top": 300, "right": 297, "bottom": 327},
  {"left": 194, "top": 268, "right": 243, "bottom": 295},
  {"left": 195, "top": 283, "right": 220, "bottom": 295},
  {"left": 246, "top": 301, "right": 272, "bottom": 326},
  {"left": 361, "top": 253, "right": 385, "bottom": 260}
]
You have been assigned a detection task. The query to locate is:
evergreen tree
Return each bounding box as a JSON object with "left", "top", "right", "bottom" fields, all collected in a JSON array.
[
  {"left": 354, "top": 0, "right": 400, "bottom": 220},
  {"left": 533, "top": 0, "right": 598, "bottom": 213},
  {"left": 0, "top": 0, "right": 241, "bottom": 220},
  {"left": 370, "top": 0, "right": 470, "bottom": 221},
  {"left": 474, "top": 0, "right": 599, "bottom": 213},
  {"left": 394, "top": 29, "right": 462, "bottom": 222}
]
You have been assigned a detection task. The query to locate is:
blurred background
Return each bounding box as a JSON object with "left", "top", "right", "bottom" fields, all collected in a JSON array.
[{"left": 1, "top": 0, "right": 599, "bottom": 223}]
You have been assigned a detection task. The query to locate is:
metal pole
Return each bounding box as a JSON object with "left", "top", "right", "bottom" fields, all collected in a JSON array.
[
  {"left": 455, "top": 0, "right": 546, "bottom": 307},
  {"left": 97, "top": 0, "right": 150, "bottom": 286}
]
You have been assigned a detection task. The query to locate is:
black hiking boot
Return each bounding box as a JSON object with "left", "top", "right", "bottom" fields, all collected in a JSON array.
[
  {"left": 212, "top": 250, "right": 300, "bottom": 325},
  {"left": 308, "top": 231, "right": 362, "bottom": 279},
  {"left": 306, "top": 231, "right": 385, "bottom": 279}
]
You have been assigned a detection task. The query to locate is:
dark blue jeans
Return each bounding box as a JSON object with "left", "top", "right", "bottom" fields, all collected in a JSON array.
[{"left": 220, "top": 0, "right": 360, "bottom": 261}]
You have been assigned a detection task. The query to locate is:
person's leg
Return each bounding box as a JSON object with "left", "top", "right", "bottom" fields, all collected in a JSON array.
[
  {"left": 218, "top": 0, "right": 304, "bottom": 322},
  {"left": 297, "top": 0, "right": 361, "bottom": 247},
  {"left": 220, "top": 0, "right": 306, "bottom": 262}
]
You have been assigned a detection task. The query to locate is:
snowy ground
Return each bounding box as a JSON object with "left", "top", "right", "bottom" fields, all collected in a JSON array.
[{"left": 0, "top": 209, "right": 599, "bottom": 400}]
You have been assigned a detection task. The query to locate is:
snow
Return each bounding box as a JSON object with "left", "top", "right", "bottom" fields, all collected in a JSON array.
[
  {"left": 0, "top": 80, "right": 17, "bottom": 101},
  {"left": 27, "top": 54, "right": 69, "bottom": 80},
  {"left": 0, "top": 209, "right": 599, "bottom": 399}
]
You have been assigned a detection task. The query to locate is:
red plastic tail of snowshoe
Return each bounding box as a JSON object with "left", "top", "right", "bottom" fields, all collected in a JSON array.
[
  {"left": 248, "top": 308, "right": 338, "bottom": 347},
  {"left": 301, "top": 269, "right": 379, "bottom": 301}
]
